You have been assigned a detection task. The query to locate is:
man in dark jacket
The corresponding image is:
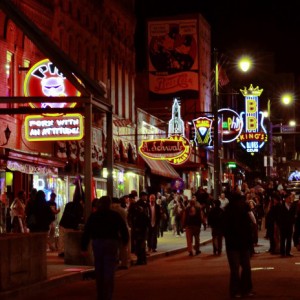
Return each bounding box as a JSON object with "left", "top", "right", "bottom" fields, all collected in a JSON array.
[
  {"left": 208, "top": 199, "right": 224, "bottom": 255},
  {"left": 127, "top": 191, "right": 150, "bottom": 265},
  {"left": 223, "top": 192, "right": 254, "bottom": 298},
  {"left": 57, "top": 198, "right": 84, "bottom": 257},
  {"left": 81, "top": 196, "right": 129, "bottom": 300},
  {"left": 277, "top": 192, "right": 297, "bottom": 257},
  {"left": 147, "top": 193, "right": 161, "bottom": 252}
]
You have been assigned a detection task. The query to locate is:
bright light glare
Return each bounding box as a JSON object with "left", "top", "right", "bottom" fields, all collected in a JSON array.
[
  {"left": 281, "top": 93, "right": 293, "bottom": 105},
  {"left": 263, "top": 110, "right": 269, "bottom": 118},
  {"left": 289, "top": 120, "right": 296, "bottom": 127},
  {"left": 238, "top": 56, "right": 252, "bottom": 72}
]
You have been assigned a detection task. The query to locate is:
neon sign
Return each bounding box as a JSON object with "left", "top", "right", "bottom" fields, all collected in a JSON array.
[
  {"left": 25, "top": 114, "right": 84, "bottom": 141},
  {"left": 139, "top": 135, "right": 191, "bottom": 165},
  {"left": 24, "top": 58, "right": 80, "bottom": 111},
  {"left": 219, "top": 108, "right": 243, "bottom": 143},
  {"left": 168, "top": 98, "right": 185, "bottom": 137},
  {"left": 192, "top": 116, "right": 212, "bottom": 146},
  {"left": 238, "top": 85, "right": 267, "bottom": 153}
]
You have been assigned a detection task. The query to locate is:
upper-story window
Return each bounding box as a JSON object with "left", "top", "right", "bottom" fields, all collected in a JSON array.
[{"left": 6, "top": 51, "right": 14, "bottom": 99}]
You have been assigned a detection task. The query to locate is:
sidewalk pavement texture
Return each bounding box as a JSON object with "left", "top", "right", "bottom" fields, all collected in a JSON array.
[{"left": 1, "top": 227, "right": 213, "bottom": 300}]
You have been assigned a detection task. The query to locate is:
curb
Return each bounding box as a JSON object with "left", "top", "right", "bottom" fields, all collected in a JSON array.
[{"left": 1, "top": 237, "right": 212, "bottom": 300}]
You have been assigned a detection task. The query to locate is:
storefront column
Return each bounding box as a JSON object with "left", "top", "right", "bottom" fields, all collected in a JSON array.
[
  {"left": 106, "top": 109, "right": 113, "bottom": 197},
  {"left": 84, "top": 100, "right": 92, "bottom": 221}
]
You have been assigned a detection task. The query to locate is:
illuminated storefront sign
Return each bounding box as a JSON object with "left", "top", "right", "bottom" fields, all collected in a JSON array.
[
  {"left": 23, "top": 58, "right": 84, "bottom": 142},
  {"left": 24, "top": 58, "right": 80, "bottom": 110},
  {"left": 192, "top": 116, "right": 212, "bottom": 146},
  {"left": 25, "top": 114, "right": 84, "bottom": 141},
  {"left": 219, "top": 108, "right": 243, "bottom": 143},
  {"left": 237, "top": 85, "right": 267, "bottom": 153},
  {"left": 139, "top": 135, "right": 191, "bottom": 165}
]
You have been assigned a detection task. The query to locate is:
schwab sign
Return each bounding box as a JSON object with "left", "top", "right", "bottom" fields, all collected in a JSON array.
[{"left": 139, "top": 135, "right": 191, "bottom": 165}]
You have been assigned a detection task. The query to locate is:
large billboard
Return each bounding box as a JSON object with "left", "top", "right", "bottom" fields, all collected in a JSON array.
[{"left": 148, "top": 19, "right": 199, "bottom": 97}]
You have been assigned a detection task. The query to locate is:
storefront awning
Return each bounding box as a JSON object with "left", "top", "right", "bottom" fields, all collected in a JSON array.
[{"left": 140, "top": 155, "right": 180, "bottom": 179}]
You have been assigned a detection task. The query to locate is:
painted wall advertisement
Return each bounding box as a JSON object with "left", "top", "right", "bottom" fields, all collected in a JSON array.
[{"left": 147, "top": 19, "right": 199, "bottom": 97}]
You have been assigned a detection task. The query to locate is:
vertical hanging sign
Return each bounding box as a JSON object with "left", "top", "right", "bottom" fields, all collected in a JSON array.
[{"left": 237, "top": 84, "right": 267, "bottom": 153}]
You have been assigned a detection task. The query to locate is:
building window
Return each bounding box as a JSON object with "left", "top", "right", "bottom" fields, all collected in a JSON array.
[{"left": 6, "top": 51, "right": 14, "bottom": 107}]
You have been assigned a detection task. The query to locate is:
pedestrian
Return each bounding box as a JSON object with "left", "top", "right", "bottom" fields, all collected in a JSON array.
[
  {"left": 265, "top": 192, "right": 281, "bottom": 254},
  {"left": 223, "top": 192, "right": 254, "bottom": 298},
  {"left": 10, "top": 190, "right": 26, "bottom": 233},
  {"left": 293, "top": 200, "right": 300, "bottom": 251},
  {"left": 127, "top": 191, "right": 150, "bottom": 265},
  {"left": 81, "top": 195, "right": 129, "bottom": 300},
  {"left": 46, "top": 192, "right": 60, "bottom": 251},
  {"left": 173, "top": 196, "right": 184, "bottom": 236},
  {"left": 25, "top": 190, "right": 55, "bottom": 233},
  {"left": 57, "top": 192, "right": 84, "bottom": 257},
  {"left": 219, "top": 192, "right": 229, "bottom": 210},
  {"left": 182, "top": 195, "right": 202, "bottom": 256},
  {"left": 208, "top": 199, "right": 224, "bottom": 255},
  {"left": 277, "top": 191, "right": 297, "bottom": 257},
  {"left": 147, "top": 193, "right": 161, "bottom": 252},
  {"left": 111, "top": 197, "right": 131, "bottom": 269}
]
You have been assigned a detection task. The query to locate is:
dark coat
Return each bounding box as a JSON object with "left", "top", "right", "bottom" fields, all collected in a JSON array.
[
  {"left": 148, "top": 203, "right": 161, "bottom": 227},
  {"left": 277, "top": 202, "right": 297, "bottom": 231},
  {"left": 223, "top": 194, "right": 253, "bottom": 251},
  {"left": 59, "top": 201, "right": 83, "bottom": 230},
  {"left": 26, "top": 199, "right": 54, "bottom": 232}
]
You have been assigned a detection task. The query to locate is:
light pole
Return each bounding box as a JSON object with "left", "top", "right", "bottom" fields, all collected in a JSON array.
[
  {"left": 213, "top": 49, "right": 220, "bottom": 200},
  {"left": 266, "top": 99, "right": 272, "bottom": 178}
]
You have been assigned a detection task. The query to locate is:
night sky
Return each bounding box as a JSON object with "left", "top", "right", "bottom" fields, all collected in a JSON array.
[{"left": 135, "top": 0, "right": 300, "bottom": 74}]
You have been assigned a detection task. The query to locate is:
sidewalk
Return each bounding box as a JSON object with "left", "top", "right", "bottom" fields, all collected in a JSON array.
[{"left": 1, "top": 227, "right": 212, "bottom": 300}]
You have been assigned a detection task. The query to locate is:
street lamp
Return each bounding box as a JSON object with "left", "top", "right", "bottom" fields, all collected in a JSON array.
[{"left": 265, "top": 93, "right": 295, "bottom": 179}]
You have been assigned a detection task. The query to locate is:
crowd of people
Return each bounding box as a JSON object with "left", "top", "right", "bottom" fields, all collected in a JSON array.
[{"left": 7, "top": 178, "right": 300, "bottom": 299}]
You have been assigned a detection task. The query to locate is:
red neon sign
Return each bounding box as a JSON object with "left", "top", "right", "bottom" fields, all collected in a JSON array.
[{"left": 24, "top": 58, "right": 80, "bottom": 110}]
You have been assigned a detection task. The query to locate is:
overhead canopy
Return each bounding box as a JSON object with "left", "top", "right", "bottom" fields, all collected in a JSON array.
[{"left": 140, "top": 155, "right": 180, "bottom": 179}]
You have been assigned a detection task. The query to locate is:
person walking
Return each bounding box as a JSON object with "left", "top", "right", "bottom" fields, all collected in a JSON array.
[
  {"left": 265, "top": 192, "right": 281, "bottom": 254},
  {"left": 25, "top": 190, "right": 55, "bottom": 233},
  {"left": 223, "top": 192, "right": 254, "bottom": 298},
  {"left": 10, "top": 190, "right": 26, "bottom": 233},
  {"left": 147, "top": 193, "right": 161, "bottom": 252},
  {"left": 182, "top": 195, "right": 202, "bottom": 256},
  {"left": 81, "top": 195, "right": 129, "bottom": 300},
  {"left": 208, "top": 199, "right": 224, "bottom": 255},
  {"left": 57, "top": 192, "right": 84, "bottom": 257},
  {"left": 111, "top": 197, "right": 131, "bottom": 269},
  {"left": 127, "top": 191, "right": 150, "bottom": 265},
  {"left": 46, "top": 192, "right": 60, "bottom": 251},
  {"left": 277, "top": 192, "right": 297, "bottom": 257}
]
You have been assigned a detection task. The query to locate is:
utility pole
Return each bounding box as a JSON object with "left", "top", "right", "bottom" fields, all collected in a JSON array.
[{"left": 213, "top": 49, "right": 220, "bottom": 200}]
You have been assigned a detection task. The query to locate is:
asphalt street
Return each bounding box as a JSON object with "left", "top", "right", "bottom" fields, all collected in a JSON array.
[{"left": 28, "top": 229, "right": 300, "bottom": 300}]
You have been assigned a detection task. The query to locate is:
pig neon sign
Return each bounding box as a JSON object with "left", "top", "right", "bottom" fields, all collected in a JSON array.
[{"left": 237, "top": 85, "right": 267, "bottom": 153}]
